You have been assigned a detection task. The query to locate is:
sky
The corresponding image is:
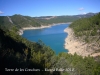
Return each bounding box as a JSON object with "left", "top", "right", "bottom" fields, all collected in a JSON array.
[{"left": 0, "top": 0, "right": 100, "bottom": 17}]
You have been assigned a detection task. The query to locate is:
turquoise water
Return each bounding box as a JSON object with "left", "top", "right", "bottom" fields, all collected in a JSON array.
[{"left": 22, "top": 24, "right": 69, "bottom": 54}]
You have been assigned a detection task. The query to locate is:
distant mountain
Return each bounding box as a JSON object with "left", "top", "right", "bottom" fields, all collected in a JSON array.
[
  {"left": 75, "top": 12, "right": 97, "bottom": 18},
  {"left": 34, "top": 16, "right": 53, "bottom": 19},
  {"left": 0, "top": 13, "right": 100, "bottom": 75},
  {"left": 0, "top": 13, "right": 96, "bottom": 30},
  {"left": 35, "top": 12, "right": 96, "bottom": 19},
  {"left": 0, "top": 14, "right": 41, "bottom": 30},
  {"left": 86, "top": 12, "right": 96, "bottom": 16},
  {"left": 34, "top": 13, "right": 96, "bottom": 24}
]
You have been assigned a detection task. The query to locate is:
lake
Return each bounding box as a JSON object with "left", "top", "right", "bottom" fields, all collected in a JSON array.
[{"left": 22, "top": 24, "right": 69, "bottom": 54}]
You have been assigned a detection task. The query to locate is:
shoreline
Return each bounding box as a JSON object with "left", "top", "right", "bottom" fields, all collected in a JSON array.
[
  {"left": 22, "top": 22, "right": 72, "bottom": 30},
  {"left": 18, "top": 22, "right": 72, "bottom": 35},
  {"left": 22, "top": 25, "right": 51, "bottom": 30},
  {"left": 64, "top": 27, "right": 100, "bottom": 57}
]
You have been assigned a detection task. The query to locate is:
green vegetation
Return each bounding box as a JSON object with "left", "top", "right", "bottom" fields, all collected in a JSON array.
[
  {"left": 0, "top": 14, "right": 41, "bottom": 30},
  {"left": 0, "top": 13, "right": 100, "bottom": 75},
  {"left": 0, "top": 24, "right": 100, "bottom": 75},
  {"left": 10, "top": 14, "right": 41, "bottom": 27},
  {"left": 0, "top": 27, "right": 55, "bottom": 75},
  {"left": 70, "top": 13, "right": 100, "bottom": 43},
  {"left": 0, "top": 13, "right": 95, "bottom": 30},
  {"left": 36, "top": 13, "right": 95, "bottom": 25},
  {"left": 36, "top": 16, "right": 79, "bottom": 25},
  {"left": 0, "top": 16, "right": 15, "bottom": 29}
]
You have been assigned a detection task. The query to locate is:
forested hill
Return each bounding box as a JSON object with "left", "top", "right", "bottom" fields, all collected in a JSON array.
[
  {"left": 0, "top": 14, "right": 41, "bottom": 30},
  {"left": 70, "top": 13, "right": 100, "bottom": 42},
  {"left": 0, "top": 27, "right": 55, "bottom": 75},
  {"left": 35, "top": 12, "right": 96, "bottom": 25},
  {"left": 69, "top": 13, "right": 100, "bottom": 57},
  {"left": 0, "top": 13, "right": 100, "bottom": 75},
  {"left": 0, "top": 13, "right": 95, "bottom": 30},
  {"left": 0, "top": 12, "right": 100, "bottom": 75},
  {"left": 0, "top": 25, "right": 100, "bottom": 75}
]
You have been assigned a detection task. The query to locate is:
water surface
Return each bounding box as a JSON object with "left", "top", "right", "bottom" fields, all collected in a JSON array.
[{"left": 22, "top": 24, "right": 69, "bottom": 54}]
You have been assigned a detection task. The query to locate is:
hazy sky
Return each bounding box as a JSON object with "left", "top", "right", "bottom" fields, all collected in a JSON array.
[{"left": 0, "top": 0, "right": 100, "bottom": 17}]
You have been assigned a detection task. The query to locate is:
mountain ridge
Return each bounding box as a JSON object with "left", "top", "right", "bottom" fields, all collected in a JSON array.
[
  {"left": 0, "top": 12, "right": 96, "bottom": 30},
  {"left": 0, "top": 12, "right": 100, "bottom": 75}
]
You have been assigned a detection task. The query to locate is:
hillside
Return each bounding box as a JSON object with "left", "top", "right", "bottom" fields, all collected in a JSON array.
[
  {"left": 70, "top": 13, "right": 100, "bottom": 43},
  {"left": 0, "top": 13, "right": 100, "bottom": 75},
  {"left": 67, "top": 13, "right": 100, "bottom": 56},
  {"left": 0, "top": 14, "right": 41, "bottom": 30},
  {"left": 35, "top": 13, "right": 96, "bottom": 25},
  {"left": 0, "top": 27, "right": 55, "bottom": 75},
  {"left": 0, "top": 13, "right": 95, "bottom": 31},
  {"left": 0, "top": 27, "right": 100, "bottom": 75}
]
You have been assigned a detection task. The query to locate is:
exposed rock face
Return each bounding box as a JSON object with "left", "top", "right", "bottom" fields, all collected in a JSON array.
[
  {"left": 64, "top": 27, "right": 100, "bottom": 57},
  {"left": 18, "top": 29, "right": 23, "bottom": 35},
  {"left": 7, "top": 16, "right": 13, "bottom": 24}
]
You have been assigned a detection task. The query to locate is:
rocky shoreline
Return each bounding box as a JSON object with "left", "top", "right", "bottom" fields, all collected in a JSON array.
[{"left": 64, "top": 27, "right": 100, "bottom": 57}]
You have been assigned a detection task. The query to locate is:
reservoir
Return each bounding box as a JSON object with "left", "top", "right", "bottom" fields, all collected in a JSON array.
[{"left": 22, "top": 24, "right": 69, "bottom": 54}]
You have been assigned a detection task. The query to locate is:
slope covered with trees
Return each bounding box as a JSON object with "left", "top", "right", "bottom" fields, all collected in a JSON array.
[
  {"left": 35, "top": 13, "right": 95, "bottom": 25},
  {"left": 0, "top": 13, "right": 100, "bottom": 75},
  {"left": 36, "top": 16, "right": 79, "bottom": 25},
  {"left": 70, "top": 13, "right": 100, "bottom": 45},
  {"left": 10, "top": 14, "right": 41, "bottom": 27},
  {"left": 0, "top": 22, "right": 100, "bottom": 75},
  {"left": 0, "top": 26, "right": 55, "bottom": 75},
  {"left": 0, "top": 13, "right": 95, "bottom": 30},
  {"left": 0, "top": 14, "right": 41, "bottom": 30}
]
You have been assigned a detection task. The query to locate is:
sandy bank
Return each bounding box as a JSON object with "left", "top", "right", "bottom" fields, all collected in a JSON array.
[
  {"left": 64, "top": 27, "right": 100, "bottom": 57},
  {"left": 22, "top": 22, "right": 72, "bottom": 30},
  {"left": 22, "top": 25, "right": 51, "bottom": 30},
  {"left": 18, "top": 26, "right": 50, "bottom": 35},
  {"left": 18, "top": 22, "right": 72, "bottom": 35}
]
